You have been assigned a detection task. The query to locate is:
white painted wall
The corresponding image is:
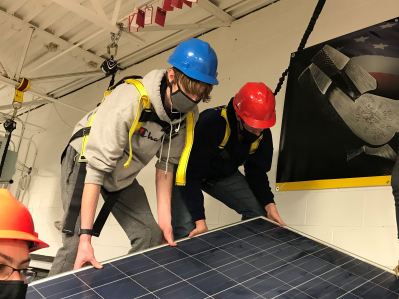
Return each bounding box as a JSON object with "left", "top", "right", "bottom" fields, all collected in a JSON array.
[{"left": 12, "top": 0, "right": 399, "bottom": 271}]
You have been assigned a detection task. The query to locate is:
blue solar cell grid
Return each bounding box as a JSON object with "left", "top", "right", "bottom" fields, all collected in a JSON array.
[{"left": 28, "top": 218, "right": 399, "bottom": 299}]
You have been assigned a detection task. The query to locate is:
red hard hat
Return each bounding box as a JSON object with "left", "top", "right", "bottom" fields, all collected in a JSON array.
[
  {"left": 233, "top": 82, "right": 276, "bottom": 129},
  {"left": 0, "top": 189, "right": 48, "bottom": 252}
]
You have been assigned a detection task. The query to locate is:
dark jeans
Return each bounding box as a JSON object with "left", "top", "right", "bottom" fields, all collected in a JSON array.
[
  {"left": 172, "top": 171, "right": 266, "bottom": 239},
  {"left": 392, "top": 154, "right": 399, "bottom": 239}
]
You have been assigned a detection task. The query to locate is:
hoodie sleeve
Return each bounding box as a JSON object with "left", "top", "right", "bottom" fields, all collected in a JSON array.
[{"left": 84, "top": 84, "right": 141, "bottom": 185}]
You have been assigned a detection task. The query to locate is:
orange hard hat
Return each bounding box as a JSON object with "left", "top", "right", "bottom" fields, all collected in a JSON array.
[
  {"left": 0, "top": 189, "right": 48, "bottom": 252},
  {"left": 233, "top": 82, "right": 276, "bottom": 129}
]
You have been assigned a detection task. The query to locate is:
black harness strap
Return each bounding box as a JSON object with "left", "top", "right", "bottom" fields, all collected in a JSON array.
[
  {"left": 62, "top": 162, "right": 87, "bottom": 235},
  {"left": 92, "top": 189, "right": 119, "bottom": 237},
  {"left": 139, "top": 109, "right": 180, "bottom": 137}
]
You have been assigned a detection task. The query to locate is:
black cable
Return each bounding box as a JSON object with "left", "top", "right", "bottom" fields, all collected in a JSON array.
[{"left": 274, "top": 0, "right": 326, "bottom": 96}]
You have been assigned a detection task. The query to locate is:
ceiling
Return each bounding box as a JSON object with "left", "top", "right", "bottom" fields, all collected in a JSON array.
[{"left": 0, "top": 0, "right": 277, "bottom": 114}]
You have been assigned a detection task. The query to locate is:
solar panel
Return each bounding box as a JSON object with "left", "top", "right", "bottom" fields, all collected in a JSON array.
[{"left": 27, "top": 217, "right": 399, "bottom": 298}]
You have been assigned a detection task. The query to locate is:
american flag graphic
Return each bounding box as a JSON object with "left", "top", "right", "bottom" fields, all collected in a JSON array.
[{"left": 330, "top": 18, "right": 399, "bottom": 100}]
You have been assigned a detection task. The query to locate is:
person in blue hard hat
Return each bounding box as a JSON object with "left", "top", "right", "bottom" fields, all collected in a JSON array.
[
  {"left": 49, "top": 38, "right": 218, "bottom": 275},
  {"left": 172, "top": 82, "right": 285, "bottom": 239}
]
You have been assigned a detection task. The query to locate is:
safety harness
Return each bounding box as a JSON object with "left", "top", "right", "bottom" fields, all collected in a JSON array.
[
  {"left": 218, "top": 106, "right": 262, "bottom": 154},
  {"left": 62, "top": 77, "right": 194, "bottom": 236}
]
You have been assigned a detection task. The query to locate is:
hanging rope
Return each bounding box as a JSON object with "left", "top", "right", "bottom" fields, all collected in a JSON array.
[{"left": 274, "top": 0, "right": 326, "bottom": 96}]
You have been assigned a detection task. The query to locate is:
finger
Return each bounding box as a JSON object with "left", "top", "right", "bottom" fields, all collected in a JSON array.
[
  {"left": 274, "top": 215, "right": 286, "bottom": 226},
  {"left": 164, "top": 231, "right": 177, "bottom": 246},
  {"left": 188, "top": 229, "right": 197, "bottom": 238},
  {"left": 91, "top": 258, "right": 103, "bottom": 269}
]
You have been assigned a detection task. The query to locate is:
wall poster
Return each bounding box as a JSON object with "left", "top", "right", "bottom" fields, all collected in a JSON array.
[{"left": 276, "top": 17, "right": 399, "bottom": 191}]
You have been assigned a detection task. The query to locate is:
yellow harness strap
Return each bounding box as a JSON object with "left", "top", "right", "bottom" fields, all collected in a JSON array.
[
  {"left": 78, "top": 113, "right": 96, "bottom": 162},
  {"left": 219, "top": 108, "right": 230, "bottom": 149},
  {"left": 249, "top": 135, "right": 263, "bottom": 154},
  {"left": 218, "top": 107, "right": 262, "bottom": 154},
  {"left": 78, "top": 79, "right": 150, "bottom": 165},
  {"left": 175, "top": 111, "right": 195, "bottom": 186},
  {"left": 123, "top": 79, "right": 151, "bottom": 168},
  {"left": 78, "top": 78, "right": 193, "bottom": 183}
]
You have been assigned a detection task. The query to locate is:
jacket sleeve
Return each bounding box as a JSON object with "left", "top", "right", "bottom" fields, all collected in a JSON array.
[
  {"left": 182, "top": 109, "right": 226, "bottom": 221},
  {"left": 84, "top": 84, "right": 140, "bottom": 185},
  {"left": 244, "top": 129, "right": 275, "bottom": 206}
]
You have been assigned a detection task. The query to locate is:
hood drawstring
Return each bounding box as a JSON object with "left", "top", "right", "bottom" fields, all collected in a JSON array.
[{"left": 158, "top": 133, "right": 166, "bottom": 166}]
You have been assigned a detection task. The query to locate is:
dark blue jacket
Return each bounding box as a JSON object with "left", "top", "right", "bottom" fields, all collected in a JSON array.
[{"left": 180, "top": 100, "right": 275, "bottom": 221}]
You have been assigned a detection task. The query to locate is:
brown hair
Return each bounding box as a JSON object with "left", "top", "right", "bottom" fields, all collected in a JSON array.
[{"left": 173, "top": 68, "right": 213, "bottom": 102}]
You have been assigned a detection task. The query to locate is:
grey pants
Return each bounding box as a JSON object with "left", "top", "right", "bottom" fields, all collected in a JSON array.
[
  {"left": 172, "top": 171, "right": 265, "bottom": 240},
  {"left": 49, "top": 146, "right": 163, "bottom": 276}
]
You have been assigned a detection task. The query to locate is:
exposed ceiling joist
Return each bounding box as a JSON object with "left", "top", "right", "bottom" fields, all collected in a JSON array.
[
  {"left": 30, "top": 70, "right": 103, "bottom": 82},
  {"left": 48, "top": 0, "right": 145, "bottom": 44},
  {"left": 22, "top": 51, "right": 60, "bottom": 75},
  {"left": 0, "top": 62, "right": 9, "bottom": 77},
  {"left": 89, "top": 0, "right": 108, "bottom": 20},
  {"left": 53, "top": 19, "right": 86, "bottom": 38},
  {"left": 37, "top": 7, "right": 66, "bottom": 30},
  {"left": 26, "top": 30, "right": 105, "bottom": 74},
  {"left": 111, "top": 0, "right": 122, "bottom": 24},
  {"left": 49, "top": 77, "right": 97, "bottom": 97},
  {"left": 0, "top": 75, "right": 88, "bottom": 113},
  {"left": 0, "top": 98, "right": 50, "bottom": 111},
  {"left": 0, "top": 9, "right": 103, "bottom": 67},
  {"left": 23, "top": 0, "right": 51, "bottom": 23},
  {"left": 69, "top": 27, "right": 99, "bottom": 44},
  {"left": 15, "top": 27, "right": 35, "bottom": 81},
  {"left": 139, "top": 22, "right": 228, "bottom": 32},
  {"left": 0, "top": 55, "right": 12, "bottom": 78},
  {"left": 197, "top": 0, "right": 235, "bottom": 24},
  {"left": 6, "top": 0, "right": 29, "bottom": 15},
  {"left": 118, "top": 27, "right": 209, "bottom": 66}
]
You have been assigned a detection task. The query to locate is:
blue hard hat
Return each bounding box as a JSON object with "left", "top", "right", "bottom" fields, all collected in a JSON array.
[{"left": 168, "top": 38, "right": 218, "bottom": 85}]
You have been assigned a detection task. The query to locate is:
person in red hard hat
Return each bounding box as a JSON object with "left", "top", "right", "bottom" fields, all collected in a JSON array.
[
  {"left": 172, "top": 82, "right": 285, "bottom": 239},
  {"left": 0, "top": 189, "right": 49, "bottom": 299}
]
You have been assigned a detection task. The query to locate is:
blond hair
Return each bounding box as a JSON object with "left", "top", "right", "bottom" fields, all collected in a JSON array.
[{"left": 173, "top": 68, "right": 213, "bottom": 102}]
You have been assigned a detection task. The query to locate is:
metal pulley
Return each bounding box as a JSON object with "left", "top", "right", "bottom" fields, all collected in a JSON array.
[{"left": 101, "top": 57, "right": 119, "bottom": 76}]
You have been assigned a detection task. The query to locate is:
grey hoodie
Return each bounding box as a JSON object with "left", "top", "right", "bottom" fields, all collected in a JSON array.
[{"left": 70, "top": 69, "right": 198, "bottom": 192}]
